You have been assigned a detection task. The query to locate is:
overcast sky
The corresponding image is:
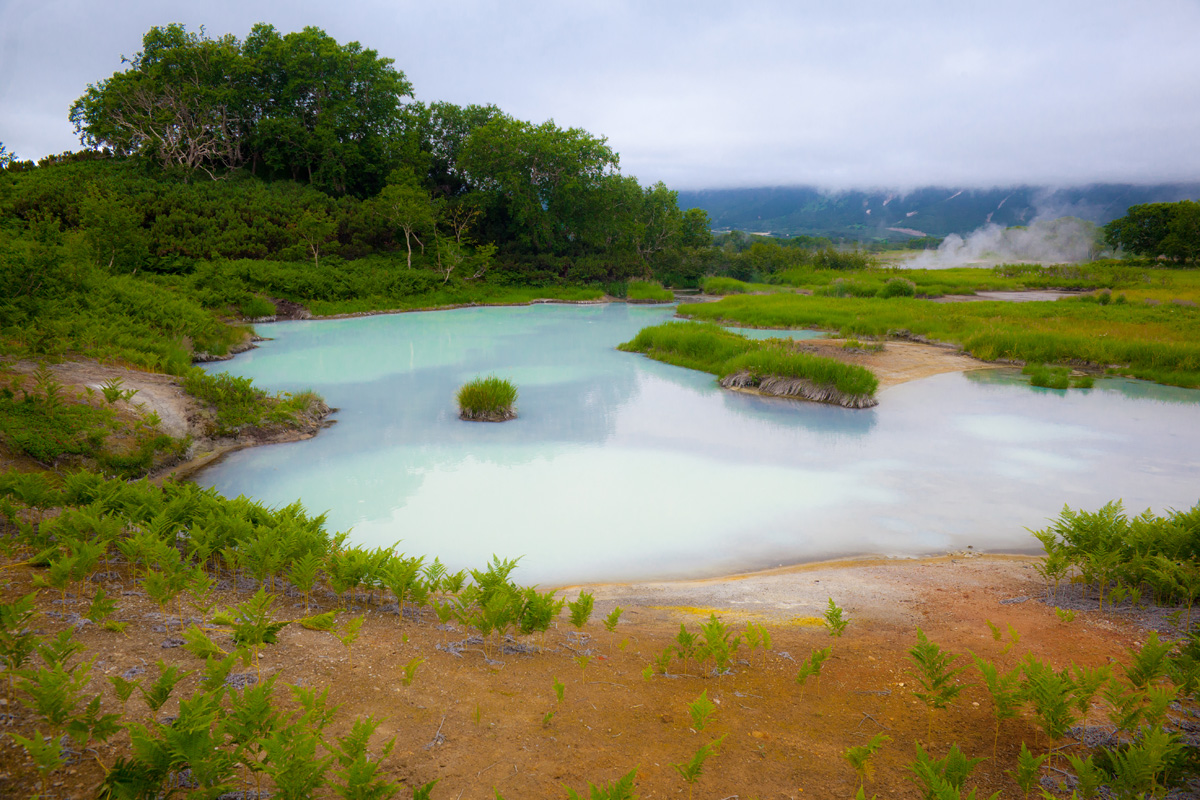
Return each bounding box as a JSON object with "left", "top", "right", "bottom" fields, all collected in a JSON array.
[{"left": 2, "top": 0, "right": 1199, "bottom": 190}]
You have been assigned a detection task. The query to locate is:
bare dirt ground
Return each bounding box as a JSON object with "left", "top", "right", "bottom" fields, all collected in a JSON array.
[
  {"left": 787, "top": 338, "right": 1000, "bottom": 388},
  {"left": 0, "top": 553, "right": 1177, "bottom": 800}
]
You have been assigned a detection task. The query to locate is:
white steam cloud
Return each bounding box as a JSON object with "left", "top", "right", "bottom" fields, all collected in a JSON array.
[{"left": 907, "top": 217, "right": 1104, "bottom": 269}]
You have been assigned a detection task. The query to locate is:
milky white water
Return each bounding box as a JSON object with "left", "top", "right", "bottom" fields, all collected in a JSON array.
[{"left": 196, "top": 303, "right": 1200, "bottom": 585}]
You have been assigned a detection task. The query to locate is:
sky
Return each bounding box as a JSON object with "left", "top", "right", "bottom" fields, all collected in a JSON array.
[{"left": 2, "top": 0, "right": 1199, "bottom": 191}]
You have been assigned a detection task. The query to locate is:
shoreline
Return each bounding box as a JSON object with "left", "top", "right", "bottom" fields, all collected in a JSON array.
[{"left": 572, "top": 551, "right": 1048, "bottom": 627}]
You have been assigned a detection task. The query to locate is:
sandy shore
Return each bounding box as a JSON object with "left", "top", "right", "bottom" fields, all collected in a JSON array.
[{"left": 577, "top": 553, "right": 1044, "bottom": 629}]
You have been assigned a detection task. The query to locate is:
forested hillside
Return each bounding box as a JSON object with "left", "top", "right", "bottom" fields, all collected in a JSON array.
[{"left": 0, "top": 23, "right": 718, "bottom": 365}]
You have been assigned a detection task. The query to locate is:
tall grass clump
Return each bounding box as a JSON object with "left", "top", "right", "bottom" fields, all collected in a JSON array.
[
  {"left": 625, "top": 280, "right": 674, "bottom": 302},
  {"left": 456, "top": 375, "right": 518, "bottom": 422},
  {"left": 701, "top": 277, "right": 781, "bottom": 295},
  {"left": 1021, "top": 364, "right": 1094, "bottom": 390},
  {"left": 719, "top": 347, "right": 879, "bottom": 406}
]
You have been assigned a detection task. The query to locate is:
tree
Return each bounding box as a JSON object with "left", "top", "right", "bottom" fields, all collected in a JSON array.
[
  {"left": 1104, "top": 201, "right": 1200, "bottom": 263},
  {"left": 1162, "top": 201, "right": 1200, "bottom": 263},
  {"left": 241, "top": 24, "right": 412, "bottom": 196},
  {"left": 0, "top": 142, "right": 15, "bottom": 167},
  {"left": 375, "top": 169, "right": 435, "bottom": 268},
  {"left": 461, "top": 115, "right": 619, "bottom": 253},
  {"left": 70, "top": 23, "right": 411, "bottom": 194},
  {"left": 70, "top": 24, "right": 246, "bottom": 178},
  {"left": 79, "top": 184, "right": 149, "bottom": 273},
  {"left": 633, "top": 181, "right": 686, "bottom": 275},
  {"left": 402, "top": 101, "right": 504, "bottom": 196},
  {"left": 292, "top": 209, "right": 338, "bottom": 268}
]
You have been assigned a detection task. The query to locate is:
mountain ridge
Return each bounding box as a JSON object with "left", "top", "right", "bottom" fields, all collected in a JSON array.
[{"left": 676, "top": 183, "right": 1200, "bottom": 240}]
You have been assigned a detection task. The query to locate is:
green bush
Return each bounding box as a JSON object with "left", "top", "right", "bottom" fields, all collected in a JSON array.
[{"left": 879, "top": 277, "right": 917, "bottom": 298}]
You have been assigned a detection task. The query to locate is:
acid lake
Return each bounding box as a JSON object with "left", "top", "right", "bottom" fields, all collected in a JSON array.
[{"left": 197, "top": 303, "right": 1200, "bottom": 585}]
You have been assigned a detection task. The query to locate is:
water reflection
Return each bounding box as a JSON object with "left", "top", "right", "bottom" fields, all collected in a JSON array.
[{"left": 197, "top": 305, "right": 1200, "bottom": 585}]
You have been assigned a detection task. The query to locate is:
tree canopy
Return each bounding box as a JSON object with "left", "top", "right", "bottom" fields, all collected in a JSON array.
[
  {"left": 1103, "top": 201, "right": 1200, "bottom": 263},
  {"left": 69, "top": 23, "right": 411, "bottom": 196},
  {"left": 22, "top": 21, "right": 718, "bottom": 289}
]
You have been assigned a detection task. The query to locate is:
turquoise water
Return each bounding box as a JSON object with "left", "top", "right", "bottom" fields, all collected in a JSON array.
[{"left": 197, "top": 304, "right": 1200, "bottom": 585}]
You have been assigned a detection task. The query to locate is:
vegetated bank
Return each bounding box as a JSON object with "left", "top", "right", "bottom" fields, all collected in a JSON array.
[
  {"left": 675, "top": 284, "right": 1200, "bottom": 389},
  {"left": 618, "top": 321, "right": 880, "bottom": 408},
  {"left": 0, "top": 20, "right": 719, "bottom": 480},
  {"left": 1, "top": 469, "right": 1198, "bottom": 798}
]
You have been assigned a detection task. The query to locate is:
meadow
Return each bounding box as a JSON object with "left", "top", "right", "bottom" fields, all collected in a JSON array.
[{"left": 677, "top": 289, "right": 1200, "bottom": 388}]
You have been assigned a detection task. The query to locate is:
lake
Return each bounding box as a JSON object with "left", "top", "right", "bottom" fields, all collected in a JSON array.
[{"left": 196, "top": 303, "right": 1200, "bottom": 585}]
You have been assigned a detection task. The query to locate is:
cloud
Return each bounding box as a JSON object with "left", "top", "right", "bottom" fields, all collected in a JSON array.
[{"left": 3, "top": 0, "right": 1200, "bottom": 189}]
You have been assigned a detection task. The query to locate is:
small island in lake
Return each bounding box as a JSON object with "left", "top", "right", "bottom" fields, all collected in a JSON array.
[{"left": 457, "top": 375, "right": 519, "bottom": 422}]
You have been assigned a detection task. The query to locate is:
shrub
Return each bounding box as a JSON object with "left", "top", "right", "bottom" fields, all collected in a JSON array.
[{"left": 878, "top": 277, "right": 917, "bottom": 298}]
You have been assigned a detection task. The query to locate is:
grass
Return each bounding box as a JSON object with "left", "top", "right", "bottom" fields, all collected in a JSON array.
[
  {"left": 768, "top": 261, "right": 1200, "bottom": 301},
  {"left": 677, "top": 291, "right": 1200, "bottom": 388},
  {"left": 456, "top": 375, "right": 518, "bottom": 421},
  {"left": 0, "top": 367, "right": 183, "bottom": 477},
  {"left": 701, "top": 277, "right": 784, "bottom": 295},
  {"left": 625, "top": 280, "right": 674, "bottom": 302},
  {"left": 618, "top": 322, "right": 879, "bottom": 404},
  {"left": 305, "top": 284, "right": 604, "bottom": 316},
  {"left": 181, "top": 369, "right": 323, "bottom": 436}
]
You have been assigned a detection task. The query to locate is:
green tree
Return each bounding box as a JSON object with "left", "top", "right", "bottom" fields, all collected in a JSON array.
[
  {"left": 70, "top": 23, "right": 411, "bottom": 195},
  {"left": 375, "top": 168, "right": 435, "bottom": 268},
  {"left": 461, "top": 114, "right": 619, "bottom": 254},
  {"left": 1104, "top": 200, "right": 1200, "bottom": 263},
  {"left": 242, "top": 24, "right": 412, "bottom": 196},
  {"left": 80, "top": 184, "right": 149, "bottom": 273},
  {"left": 293, "top": 209, "right": 338, "bottom": 268},
  {"left": 70, "top": 24, "right": 246, "bottom": 178}
]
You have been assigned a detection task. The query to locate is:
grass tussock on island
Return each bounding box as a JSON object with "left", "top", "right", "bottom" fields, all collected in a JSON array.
[
  {"left": 456, "top": 375, "right": 518, "bottom": 421},
  {"left": 618, "top": 321, "right": 879, "bottom": 408}
]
